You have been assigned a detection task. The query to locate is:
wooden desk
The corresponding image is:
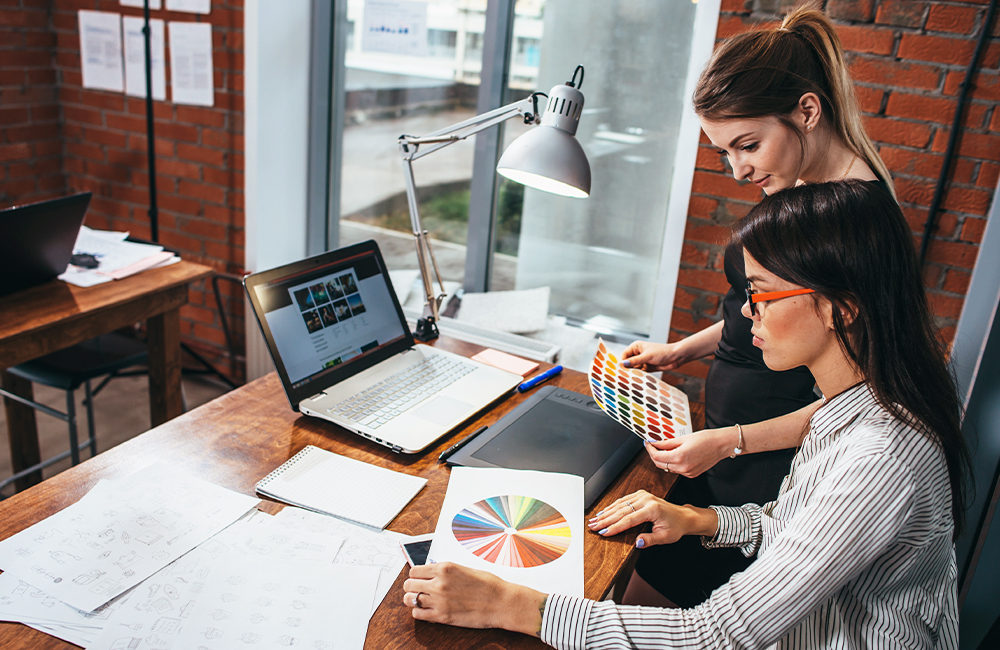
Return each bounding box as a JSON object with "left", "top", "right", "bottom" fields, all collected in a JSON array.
[
  {"left": 0, "top": 337, "right": 702, "bottom": 649},
  {"left": 0, "top": 261, "right": 213, "bottom": 489}
]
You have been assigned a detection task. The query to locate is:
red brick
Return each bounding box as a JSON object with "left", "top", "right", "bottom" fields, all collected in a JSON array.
[
  {"left": 203, "top": 166, "right": 241, "bottom": 188},
  {"left": 674, "top": 359, "right": 711, "bottom": 380},
  {"left": 182, "top": 218, "right": 228, "bottom": 241},
  {"left": 154, "top": 121, "right": 199, "bottom": 142},
  {"left": 66, "top": 141, "right": 104, "bottom": 161},
  {"left": 926, "top": 5, "right": 979, "bottom": 35},
  {"left": 176, "top": 105, "right": 226, "bottom": 128},
  {"left": 978, "top": 162, "right": 1000, "bottom": 188},
  {"left": 178, "top": 179, "right": 226, "bottom": 203},
  {"left": 177, "top": 142, "right": 226, "bottom": 167},
  {"left": 944, "top": 71, "right": 1000, "bottom": 101},
  {"left": 691, "top": 171, "right": 761, "bottom": 202},
  {"left": 191, "top": 322, "right": 228, "bottom": 348},
  {"left": 836, "top": 25, "right": 895, "bottom": 56},
  {"left": 201, "top": 129, "right": 241, "bottom": 150},
  {"left": 62, "top": 104, "right": 103, "bottom": 126},
  {"left": 924, "top": 239, "right": 980, "bottom": 269},
  {"left": 109, "top": 183, "right": 149, "bottom": 205},
  {"left": 687, "top": 196, "right": 719, "bottom": 219},
  {"left": 104, "top": 147, "right": 145, "bottom": 167},
  {"left": 125, "top": 99, "right": 173, "bottom": 120},
  {"left": 77, "top": 89, "right": 126, "bottom": 112},
  {"left": 157, "top": 159, "right": 202, "bottom": 181},
  {"left": 943, "top": 269, "right": 971, "bottom": 294},
  {"left": 885, "top": 93, "right": 987, "bottom": 127},
  {"left": 681, "top": 243, "right": 709, "bottom": 266},
  {"left": 203, "top": 204, "right": 239, "bottom": 224},
  {"left": 676, "top": 268, "right": 730, "bottom": 294},
  {"left": 849, "top": 57, "right": 941, "bottom": 91},
  {"left": 855, "top": 85, "right": 883, "bottom": 113},
  {"left": 180, "top": 304, "right": 218, "bottom": 325},
  {"left": 684, "top": 221, "right": 730, "bottom": 246},
  {"left": 204, "top": 240, "right": 240, "bottom": 264},
  {"left": 159, "top": 194, "right": 202, "bottom": 216},
  {"left": 668, "top": 310, "right": 717, "bottom": 336},
  {"left": 827, "top": 0, "right": 874, "bottom": 22},
  {"left": 880, "top": 147, "right": 944, "bottom": 179},
  {"left": 991, "top": 109, "right": 1000, "bottom": 132},
  {"left": 931, "top": 130, "right": 1000, "bottom": 161},
  {"left": 696, "top": 146, "right": 726, "bottom": 173},
  {"left": 0, "top": 106, "right": 31, "bottom": 125},
  {"left": 82, "top": 127, "right": 128, "bottom": 148},
  {"left": 4, "top": 123, "right": 60, "bottom": 141},
  {"left": 158, "top": 229, "right": 202, "bottom": 254},
  {"left": 928, "top": 292, "right": 965, "bottom": 319},
  {"left": 960, "top": 217, "right": 987, "bottom": 243},
  {"left": 898, "top": 34, "right": 991, "bottom": 67},
  {"left": 105, "top": 113, "right": 147, "bottom": 133},
  {"left": 863, "top": 115, "right": 933, "bottom": 148},
  {"left": 26, "top": 69, "right": 56, "bottom": 85}
]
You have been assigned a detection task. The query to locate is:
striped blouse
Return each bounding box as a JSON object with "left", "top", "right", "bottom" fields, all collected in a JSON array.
[{"left": 541, "top": 383, "right": 958, "bottom": 649}]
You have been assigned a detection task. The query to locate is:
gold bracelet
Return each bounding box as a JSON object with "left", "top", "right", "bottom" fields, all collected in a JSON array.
[{"left": 730, "top": 423, "right": 744, "bottom": 458}]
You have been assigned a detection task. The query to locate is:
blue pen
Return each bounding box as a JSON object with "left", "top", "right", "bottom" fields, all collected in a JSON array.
[{"left": 517, "top": 365, "right": 564, "bottom": 392}]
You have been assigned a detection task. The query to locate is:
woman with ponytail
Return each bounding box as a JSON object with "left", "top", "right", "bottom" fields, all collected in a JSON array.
[
  {"left": 616, "top": 5, "right": 900, "bottom": 608},
  {"left": 402, "top": 181, "right": 966, "bottom": 650}
]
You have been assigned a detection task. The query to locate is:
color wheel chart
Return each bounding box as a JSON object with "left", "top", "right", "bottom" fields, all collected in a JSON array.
[
  {"left": 451, "top": 496, "right": 571, "bottom": 568},
  {"left": 589, "top": 339, "right": 693, "bottom": 442}
]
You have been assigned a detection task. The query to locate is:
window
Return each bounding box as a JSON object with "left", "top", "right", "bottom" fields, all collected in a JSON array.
[{"left": 321, "top": 0, "right": 720, "bottom": 341}]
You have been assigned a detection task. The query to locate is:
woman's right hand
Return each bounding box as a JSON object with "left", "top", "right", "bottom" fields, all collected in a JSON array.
[
  {"left": 621, "top": 341, "right": 687, "bottom": 372},
  {"left": 644, "top": 428, "right": 737, "bottom": 478}
]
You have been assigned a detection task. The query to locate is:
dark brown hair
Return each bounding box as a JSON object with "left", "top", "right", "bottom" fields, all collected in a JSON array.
[
  {"left": 694, "top": 5, "right": 896, "bottom": 198},
  {"left": 734, "top": 180, "right": 968, "bottom": 537}
]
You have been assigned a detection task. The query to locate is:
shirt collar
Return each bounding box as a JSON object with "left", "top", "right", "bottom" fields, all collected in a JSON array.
[{"left": 809, "top": 382, "right": 880, "bottom": 439}]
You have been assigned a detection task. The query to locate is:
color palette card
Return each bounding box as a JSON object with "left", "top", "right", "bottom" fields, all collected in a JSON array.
[{"left": 589, "top": 339, "right": 693, "bottom": 442}]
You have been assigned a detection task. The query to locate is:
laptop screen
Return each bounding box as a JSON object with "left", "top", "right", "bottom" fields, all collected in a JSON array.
[{"left": 245, "top": 241, "right": 414, "bottom": 409}]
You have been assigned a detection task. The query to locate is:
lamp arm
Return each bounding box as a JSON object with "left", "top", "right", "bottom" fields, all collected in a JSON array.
[
  {"left": 399, "top": 96, "right": 536, "bottom": 162},
  {"left": 397, "top": 94, "right": 540, "bottom": 340}
]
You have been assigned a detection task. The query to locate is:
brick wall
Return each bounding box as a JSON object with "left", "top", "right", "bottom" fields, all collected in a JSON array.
[
  {"left": 664, "top": 0, "right": 1000, "bottom": 403},
  {"left": 0, "top": 0, "right": 64, "bottom": 207},
  {"left": 0, "top": 0, "right": 246, "bottom": 382}
]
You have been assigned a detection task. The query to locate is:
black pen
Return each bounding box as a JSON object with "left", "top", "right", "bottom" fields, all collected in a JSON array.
[{"left": 438, "top": 425, "right": 488, "bottom": 463}]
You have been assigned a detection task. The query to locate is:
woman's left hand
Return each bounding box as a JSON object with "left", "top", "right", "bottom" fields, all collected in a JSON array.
[
  {"left": 403, "top": 562, "right": 547, "bottom": 636},
  {"left": 588, "top": 490, "right": 699, "bottom": 548}
]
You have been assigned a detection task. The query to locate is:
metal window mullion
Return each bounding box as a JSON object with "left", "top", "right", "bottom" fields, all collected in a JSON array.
[
  {"left": 464, "top": 0, "right": 516, "bottom": 293},
  {"left": 306, "top": 0, "right": 335, "bottom": 255}
]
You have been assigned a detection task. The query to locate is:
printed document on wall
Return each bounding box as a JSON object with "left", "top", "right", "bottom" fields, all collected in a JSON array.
[
  {"left": 362, "top": 0, "right": 428, "bottom": 57},
  {"left": 166, "top": 0, "right": 211, "bottom": 13},
  {"left": 79, "top": 10, "right": 125, "bottom": 92},
  {"left": 122, "top": 16, "right": 166, "bottom": 100},
  {"left": 168, "top": 21, "right": 214, "bottom": 106},
  {"left": 120, "top": 0, "right": 162, "bottom": 9}
]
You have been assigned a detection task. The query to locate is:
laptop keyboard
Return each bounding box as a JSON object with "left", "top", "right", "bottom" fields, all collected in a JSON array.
[{"left": 328, "top": 354, "right": 475, "bottom": 429}]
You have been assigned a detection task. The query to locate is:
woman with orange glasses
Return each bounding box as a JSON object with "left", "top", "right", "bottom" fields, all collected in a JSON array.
[
  {"left": 403, "top": 180, "right": 968, "bottom": 650},
  {"left": 616, "top": 6, "right": 897, "bottom": 608}
]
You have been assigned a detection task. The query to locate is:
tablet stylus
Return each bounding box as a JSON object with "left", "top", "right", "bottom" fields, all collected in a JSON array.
[{"left": 438, "top": 425, "right": 488, "bottom": 463}]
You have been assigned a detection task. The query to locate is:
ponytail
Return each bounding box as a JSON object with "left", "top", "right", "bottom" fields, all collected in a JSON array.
[{"left": 694, "top": 5, "right": 896, "bottom": 198}]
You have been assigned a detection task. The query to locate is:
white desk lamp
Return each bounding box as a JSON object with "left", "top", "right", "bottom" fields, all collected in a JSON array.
[{"left": 398, "top": 65, "right": 591, "bottom": 341}]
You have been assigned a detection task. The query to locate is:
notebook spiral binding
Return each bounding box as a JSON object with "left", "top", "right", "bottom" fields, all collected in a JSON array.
[{"left": 255, "top": 445, "right": 316, "bottom": 491}]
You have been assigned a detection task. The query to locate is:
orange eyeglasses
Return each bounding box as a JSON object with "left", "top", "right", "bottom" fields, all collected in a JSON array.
[{"left": 745, "top": 281, "right": 816, "bottom": 317}]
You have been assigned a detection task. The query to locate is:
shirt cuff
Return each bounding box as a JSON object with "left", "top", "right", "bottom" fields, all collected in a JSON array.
[
  {"left": 541, "top": 593, "right": 594, "bottom": 650},
  {"left": 702, "top": 505, "right": 760, "bottom": 556}
]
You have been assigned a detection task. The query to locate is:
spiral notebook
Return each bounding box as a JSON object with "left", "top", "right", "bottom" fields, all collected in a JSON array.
[{"left": 255, "top": 445, "right": 427, "bottom": 529}]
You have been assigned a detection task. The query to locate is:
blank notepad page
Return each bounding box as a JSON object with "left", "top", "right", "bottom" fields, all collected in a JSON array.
[{"left": 255, "top": 445, "right": 427, "bottom": 529}]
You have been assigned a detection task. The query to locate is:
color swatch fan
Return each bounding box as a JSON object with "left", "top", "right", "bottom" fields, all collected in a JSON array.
[
  {"left": 452, "top": 495, "right": 571, "bottom": 568},
  {"left": 589, "top": 339, "right": 693, "bottom": 442}
]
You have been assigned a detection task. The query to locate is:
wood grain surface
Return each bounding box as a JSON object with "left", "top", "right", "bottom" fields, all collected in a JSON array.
[{"left": 0, "top": 336, "right": 702, "bottom": 649}]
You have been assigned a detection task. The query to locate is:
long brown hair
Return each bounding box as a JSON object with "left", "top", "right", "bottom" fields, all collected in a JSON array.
[
  {"left": 694, "top": 5, "right": 896, "bottom": 198},
  {"left": 734, "top": 180, "right": 968, "bottom": 537}
]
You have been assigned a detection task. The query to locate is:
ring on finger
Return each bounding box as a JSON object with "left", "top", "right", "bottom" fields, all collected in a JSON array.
[
  {"left": 414, "top": 592, "right": 426, "bottom": 609},
  {"left": 627, "top": 501, "right": 637, "bottom": 514}
]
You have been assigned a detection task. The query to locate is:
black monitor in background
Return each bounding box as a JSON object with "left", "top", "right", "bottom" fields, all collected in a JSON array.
[{"left": 0, "top": 192, "right": 91, "bottom": 297}]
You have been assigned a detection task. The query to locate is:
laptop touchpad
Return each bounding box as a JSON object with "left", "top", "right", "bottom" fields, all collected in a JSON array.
[{"left": 410, "top": 396, "right": 473, "bottom": 426}]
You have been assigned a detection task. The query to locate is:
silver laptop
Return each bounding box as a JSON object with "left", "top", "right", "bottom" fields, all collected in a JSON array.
[{"left": 244, "top": 241, "right": 522, "bottom": 453}]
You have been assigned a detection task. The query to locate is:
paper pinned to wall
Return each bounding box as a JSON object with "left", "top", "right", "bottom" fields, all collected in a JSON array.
[
  {"left": 165, "top": 0, "right": 211, "bottom": 14},
  {"left": 120, "top": 0, "right": 162, "bottom": 9},
  {"left": 168, "top": 21, "right": 214, "bottom": 106},
  {"left": 362, "top": 0, "right": 428, "bottom": 57},
  {"left": 79, "top": 10, "right": 125, "bottom": 92},
  {"left": 428, "top": 467, "right": 584, "bottom": 597},
  {"left": 122, "top": 16, "right": 166, "bottom": 100}
]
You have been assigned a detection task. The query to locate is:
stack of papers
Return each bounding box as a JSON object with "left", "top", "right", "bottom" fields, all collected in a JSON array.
[
  {"left": 0, "top": 464, "right": 412, "bottom": 649},
  {"left": 59, "top": 226, "right": 180, "bottom": 287}
]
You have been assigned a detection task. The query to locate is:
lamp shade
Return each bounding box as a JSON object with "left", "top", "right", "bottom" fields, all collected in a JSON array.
[{"left": 497, "top": 83, "right": 591, "bottom": 198}]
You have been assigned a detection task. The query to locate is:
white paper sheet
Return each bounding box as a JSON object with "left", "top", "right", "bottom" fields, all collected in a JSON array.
[
  {"left": 120, "top": 0, "right": 162, "bottom": 10},
  {"left": 168, "top": 21, "right": 214, "bottom": 106},
  {"left": 428, "top": 467, "right": 584, "bottom": 597},
  {"left": 79, "top": 10, "right": 125, "bottom": 92},
  {"left": 0, "top": 464, "right": 258, "bottom": 612},
  {"left": 89, "top": 510, "right": 346, "bottom": 650},
  {"left": 173, "top": 558, "right": 377, "bottom": 650},
  {"left": 123, "top": 16, "right": 166, "bottom": 100},
  {"left": 165, "top": 0, "right": 211, "bottom": 13},
  {"left": 458, "top": 286, "right": 551, "bottom": 333},
  {"left": 362, "top": 0, "right": 428, "bottom": 57},
  {"left": 272, "top": 507, "right": 411, "bottom": 617}
]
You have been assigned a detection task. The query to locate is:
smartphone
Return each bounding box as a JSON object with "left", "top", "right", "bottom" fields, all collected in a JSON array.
[{"left": 400, "top": 533, "right": 434, "bottom": 567}]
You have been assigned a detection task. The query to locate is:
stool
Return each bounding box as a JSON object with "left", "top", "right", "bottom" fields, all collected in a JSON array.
[{"left": 0, "top": 333, "right": 148, "bottom": 493}]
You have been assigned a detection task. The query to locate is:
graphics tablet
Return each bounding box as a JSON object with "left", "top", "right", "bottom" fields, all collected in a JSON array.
[{"left": 446, "top": 385, "right": 643, "bottom": 508}]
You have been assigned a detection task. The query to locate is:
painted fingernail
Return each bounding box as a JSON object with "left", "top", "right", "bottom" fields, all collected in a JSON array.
[
  {"left": 596, "top": 510, "right": 604, "bottom": 517},
  {"left": 636, "top": 538, "right": 645, "bottom": 548},
  {"left": 599, "top": 528, "right": 609, "bottom": 535},
  {"left": 623, "top": 360, "right": 631, "bottom": 367}
]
